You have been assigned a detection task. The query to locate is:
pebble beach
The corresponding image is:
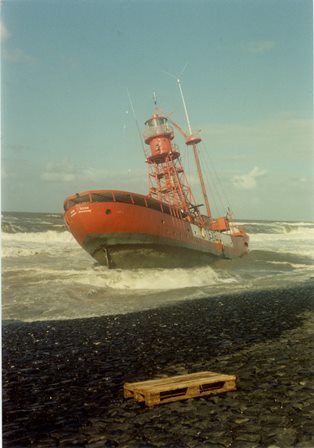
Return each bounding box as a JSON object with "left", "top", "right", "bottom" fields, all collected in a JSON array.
[{"left": 3, "top": 282, "right": 314, "bottom": 448}]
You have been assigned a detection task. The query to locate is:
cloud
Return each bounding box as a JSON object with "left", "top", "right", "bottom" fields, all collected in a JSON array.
[
  {"left": 2, "top": 48, "right": 35, "bottom": 64},
  {"left": 1, "top": 21, "right": 34, "bottom": 63},
  {"left": 80, "top": 167, "right": 109, "bottom": 182},
  {"left": 0, "top": 22, "right": 10, "bottom": 41},
  {"left": 202, "top": 114, "right": 312, "bottom": 161},
  {"left": 245, "top": 40, "right": 274, "bottom": 54},
  {"left": 41, "top": 172, "right": 75, "bottom": 182},
  {"left": 40, "top": 161, "right": 140, "bottom": 186},
  {"left": 41, "top": 161, "right": 115, "bottom": 184},
  {"left": 232, "top": 166, "right": 267, "bottom": 190},
  {"left": 40, "top": 161, "right": 77, "bottom": 183}
]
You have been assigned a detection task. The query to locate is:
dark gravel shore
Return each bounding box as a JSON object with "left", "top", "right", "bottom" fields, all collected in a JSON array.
[{"left": 3, "top": 282, "right": 314, "bottom": 448}]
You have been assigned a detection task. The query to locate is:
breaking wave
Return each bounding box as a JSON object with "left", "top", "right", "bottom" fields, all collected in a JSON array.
[
  {"left": 2, "top": 212, "right": 314, "bottom": 322},
  {"left": 68, "top": 265, "right": 238, "bottom": 291},
  {"left": 2, "top": 230, "right": 74, "bottom": 254},
  {"left": 240, "top": 220, "right": 314, "bottom": 236},
  {"left": 2, "top": 230, "right": 74, "bottom": 244},
  {"left": 250, "top": 227, "right": 314, "bottom": 259},
  {"left": 4, "top": 264, "right": 238, "bottom": 291},
  {"left": 2, "top": 231, "right": 77, "bottom": 258},
  {"left": 3, "top": 224, "right": 314, "bottom": 261}
]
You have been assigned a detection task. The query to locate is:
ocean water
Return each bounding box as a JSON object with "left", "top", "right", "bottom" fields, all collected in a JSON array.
[{"left": 2, "top": 212, "right": 314, "bottom": 322}]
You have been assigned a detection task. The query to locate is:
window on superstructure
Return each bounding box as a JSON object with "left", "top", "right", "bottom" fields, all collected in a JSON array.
[
  {"left": 114, "top": 193, "right": 133, "bottom": 204},
  {"left": 91, "top": 192, "right": 114, "bottom": 202},
  {"left": 155, "top": 118, "right": 165, "bottom": 126},
  {"left": 132, "top": 195, "right": 146, "bottom": 207},
  {"left": 161, "top": 203, "right": 171, "bottom": 215},
  {"left": 146, "top": 198, "right": 162, "bottom": 212},
  {"left": 65, "top": 195, "right": 90, "bottom": 210},
  {"left": 74, "top": 195, "right": 90, "bottom": 204}
]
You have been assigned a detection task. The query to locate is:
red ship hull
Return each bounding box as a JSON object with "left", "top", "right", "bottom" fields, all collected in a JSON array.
[{"left": 64, "top": 190, "right": 249, "bottom": 269}]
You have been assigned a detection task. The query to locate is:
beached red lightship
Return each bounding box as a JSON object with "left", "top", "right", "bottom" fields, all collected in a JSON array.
[{"left": 64, "top": 82, "right": 249, "bottom": 268}]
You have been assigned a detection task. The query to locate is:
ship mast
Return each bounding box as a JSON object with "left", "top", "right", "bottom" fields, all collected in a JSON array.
[
  {"left": 143, "top": 81, "right": 213, "bottom": 221},
  {"left": 176, "top": 78, "right": 212, "bottom": 218}
]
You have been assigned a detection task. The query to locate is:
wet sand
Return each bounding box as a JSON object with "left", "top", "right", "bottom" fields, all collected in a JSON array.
[{"left": 3, "top": 282, "right": 314, "bottom": 447}]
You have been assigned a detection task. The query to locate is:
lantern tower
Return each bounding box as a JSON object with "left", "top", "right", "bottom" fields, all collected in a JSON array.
[{"left": 143, "top": 112, "right": 198, "bottom": 215}]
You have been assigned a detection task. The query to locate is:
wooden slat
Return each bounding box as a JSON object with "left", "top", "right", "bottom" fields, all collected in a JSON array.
[
  {"left": 124, "top": 371, "right": 237, "bottom": 406},
  {"left": 125, "top": 371, "right": 233, "bottom": 390},
  {"left": 138, "top": 375, "right": 235, "bottom": 393}
]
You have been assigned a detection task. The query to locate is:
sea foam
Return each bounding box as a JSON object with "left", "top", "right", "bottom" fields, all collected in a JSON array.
[{"left": 61, "top": 265, "right": 238, "bottom": 291}]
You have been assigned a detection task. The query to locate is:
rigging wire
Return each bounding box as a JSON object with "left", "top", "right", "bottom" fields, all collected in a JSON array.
[
  {"left": 199, "top": 147, "right": 225, "bottom": 215},
  {"left": 203, "top": 141, "right": 230, "bottom": 208},
  {"left": 127, "top": 89, "right": 146, "bottom": 157},
  {"left": 200, "top": 140, "right": 232, "bottom": 210},
  {"left": 198, "top": 140, "right": 239, "bottom": 229},
  {"left": 186, "top": 145, "right": 195, "bottom": 207},
  {"left": 197, "top": 146, "right": 221, "bottom": 217},
  {"left": 183, "top": 144, "right": 190, "bottom": 197},
  {"left": 187, "top": 146, "right": 204, "bottom": 208}
]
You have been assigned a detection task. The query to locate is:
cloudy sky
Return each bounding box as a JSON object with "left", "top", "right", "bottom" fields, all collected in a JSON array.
[{"left": 1, "top": 0, "right": 313, "bottom": 220}]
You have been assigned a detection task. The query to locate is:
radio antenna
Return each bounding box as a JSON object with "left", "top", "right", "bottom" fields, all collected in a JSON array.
[
  {"left": 161, "top": 64, "right": 192, "bottom": 135},
  {"left": 176, "top": 77, "right": 192, "bottom": 135}
]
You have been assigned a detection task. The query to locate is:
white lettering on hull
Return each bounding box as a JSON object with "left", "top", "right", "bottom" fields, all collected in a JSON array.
[
  {"left": 190, "top": 224, "right": 216, "bottom": 243},
  {"left": 189, "top": 223, "right": 233, "bottom": 248},
  {"left": 77, "top": 206, "right": 91, "bottom": 214}
]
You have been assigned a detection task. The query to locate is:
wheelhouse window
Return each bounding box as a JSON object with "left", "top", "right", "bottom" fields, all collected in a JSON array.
[
  {"left": 91, "top": 192, "right": 114, "bottom": 202},
  {"left": 161, "top": 203, "right": 171, "bottom": 215},
  {"left": 74, "top": 194, "right": 90, "bottom": 204},
  {"left": 114, "top": 193, "right": 133, "bottom": 204},
  {"left": 146, "top": 198, "right": 162, "bottom": 212},
  {"left": 64, "top": 194, "right": 90, "bottom": 211},
  {"left": 132, "top": 195, "right": 146, "bottom": 207}
]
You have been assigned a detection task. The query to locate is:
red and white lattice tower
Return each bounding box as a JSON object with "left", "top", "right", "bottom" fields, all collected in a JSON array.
[{"left": 143, "top": 112, "right": 198, "bottom": 214}]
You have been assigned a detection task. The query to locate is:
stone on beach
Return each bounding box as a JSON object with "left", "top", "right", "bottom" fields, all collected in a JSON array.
[{"left": 2, "top": 282, "right": 314, "bottom": 447}]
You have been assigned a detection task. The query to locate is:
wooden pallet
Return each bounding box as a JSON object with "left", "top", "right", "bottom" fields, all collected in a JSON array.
[{"left": 124, "top": 371, "right": 236, "bottom": 407}]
